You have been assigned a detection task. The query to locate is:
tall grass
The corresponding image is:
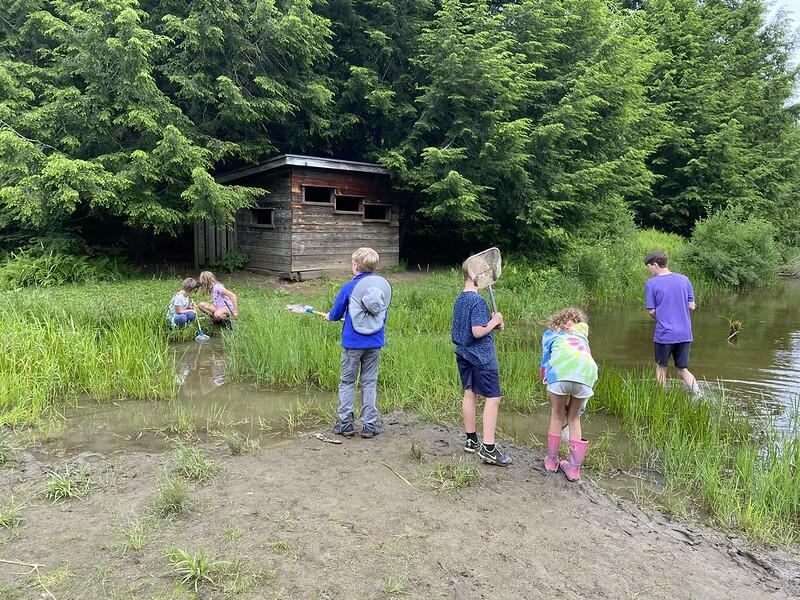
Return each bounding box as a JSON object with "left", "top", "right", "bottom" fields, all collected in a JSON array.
[
  {"left": 593, "top": 373, "right": 800, "bottom": 544},
  {"left": 0, "top": 280, "right": 188, "bottom": 424},
  {"left": 227, "top": 270, "right": 799, "bottom": 544},
  {"left": 226, "top": 269, "right": 578, "bottom": 418}
]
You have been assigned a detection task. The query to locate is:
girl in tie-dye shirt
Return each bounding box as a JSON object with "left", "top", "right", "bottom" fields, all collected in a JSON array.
[{"left": 539, "top": 308, "right": 598, "bottom": 482}]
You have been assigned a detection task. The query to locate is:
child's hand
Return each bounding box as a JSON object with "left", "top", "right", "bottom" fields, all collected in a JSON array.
[
  {"left": 539, "top": 367, "right": 546, "bottom": 384},
  {"left": 323, "top": 313, "right": 330, "bottom": 321},
  {"left": 491, "top": 312, "right": 504, "bottom": 329}
]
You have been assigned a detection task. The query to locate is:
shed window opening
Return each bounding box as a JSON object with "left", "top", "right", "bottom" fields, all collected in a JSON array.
[
  {"left": 303, "top": 186, "right": 334, "bottom": 203},
  {"left": 250, "top": 208, "right": 274, "bottom": 227},
  {"left": 363, "top": 204, "right": 391, "bottom": 222},
  {"left": 335, "top": 195, "right": 362, "bottom": 213}
]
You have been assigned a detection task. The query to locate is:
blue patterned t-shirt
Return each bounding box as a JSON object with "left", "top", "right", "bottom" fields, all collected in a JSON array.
[{"left": 451, "top": 291, "right": 498, "bottom": 370}]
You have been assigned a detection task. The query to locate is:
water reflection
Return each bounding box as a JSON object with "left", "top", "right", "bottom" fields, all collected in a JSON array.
[
  {"left": 32, "top": 339, "right": 333, "bottom": 456},
  {"left": 589, "top": 279, "right": 800, "bottom": 430}
]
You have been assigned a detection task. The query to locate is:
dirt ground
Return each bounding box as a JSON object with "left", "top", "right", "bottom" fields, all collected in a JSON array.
[{"left": 1, "top": 413, "right": 798, "bottom": 599}]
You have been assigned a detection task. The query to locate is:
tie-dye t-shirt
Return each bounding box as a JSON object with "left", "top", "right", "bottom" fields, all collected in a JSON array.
[{"left": 540, "top": 322, "right": 598, "bottom": 387}]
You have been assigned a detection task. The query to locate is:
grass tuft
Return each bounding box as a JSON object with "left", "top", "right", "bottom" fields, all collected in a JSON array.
[
  {"left": 119, "top": 516, "right": 155, "bottom": 554},
  {"left": 427, "top": 458, "right": 482, "bottom": 492},
  {"left": 43, "top": 466, "right": 91, "bottom": 501},
  {"left": 167, "top": 548, "right": 227, "bottom": 592},
  {"left": 152, "top": 474, "right": 191, "bottom": 519},
  {"left": 0, "top": 498, "right": 22, "bottom": 528},
  {"left": 174, "top": 443, "right": 220, "bottom": 484},
  {"left": 283, "top": 401, "right": 330, "bottom": 436},
  {"left": 220, "top": 428, "right": 260, "bottom": 455}
]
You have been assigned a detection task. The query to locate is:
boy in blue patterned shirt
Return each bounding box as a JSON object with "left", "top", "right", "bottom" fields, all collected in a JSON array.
[{"left": 451, "top": 259, "right": 512, "bottom": 466}]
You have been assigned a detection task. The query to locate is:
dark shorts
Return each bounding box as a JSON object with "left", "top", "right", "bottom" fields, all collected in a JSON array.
[
  {"left": 456, "top": 355, "right": 502, "bottom": 398},
  {"left": 654, "top": 342, "right": 691, "bottom": 369}
]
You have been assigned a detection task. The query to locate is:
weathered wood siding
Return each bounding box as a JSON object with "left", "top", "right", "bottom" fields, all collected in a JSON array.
[
  {"left": 194, "top": 220, "right": 237, "bottom": 268},
  {"left": 289, "top": 168, "right": 399, "bottom": 275},
  {"left": 233, "top": 169, "right": 293, "bottom": 275}
]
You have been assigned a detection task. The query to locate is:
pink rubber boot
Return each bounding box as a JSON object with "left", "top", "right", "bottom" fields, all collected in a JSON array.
[
  {"left": 559, "top": 439, "right": 589, "bottom": 482},
  {"left": 544, "top": 432, "right": 560, "bottom": 473}
]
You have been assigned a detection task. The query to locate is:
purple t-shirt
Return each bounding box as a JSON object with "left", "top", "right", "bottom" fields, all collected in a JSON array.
[{"left": 645, "top": 273, "right": 694, "bottom": 344}]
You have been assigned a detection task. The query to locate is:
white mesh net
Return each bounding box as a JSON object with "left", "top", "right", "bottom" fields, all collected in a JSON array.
[{"left": 464, "top": 247, "right": 502, "bottom": 289}]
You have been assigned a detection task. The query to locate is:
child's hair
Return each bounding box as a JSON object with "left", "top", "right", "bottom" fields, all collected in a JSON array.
[
  {"left": 181, "top": 277, "right": 198, "bottom": 293},
  {"left": 549, "top": 307, "right": 588, "bottom": 330},
  {"left": 352, "top": 247, "right": 379, "bottom": 273},
  {"left": 198, "top": 271, "right": 220, "bottom": 294},
  {"left": 461, "top": 258, "right": 473, "bottom": 283},
  {"left": 644, "top": 251, "right": 668, "bottom": 268}
]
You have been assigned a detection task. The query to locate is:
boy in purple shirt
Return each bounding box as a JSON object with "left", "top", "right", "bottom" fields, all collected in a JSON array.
[{"left": 644, "top": 251, "right": 699, "bottom": 393}]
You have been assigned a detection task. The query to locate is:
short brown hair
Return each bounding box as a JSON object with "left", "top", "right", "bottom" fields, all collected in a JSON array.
[
  {"left": 182, "top": 277, "right": 198, "bottom": 292},
  {"left": 549, "top": 307, "right": 588, "bottom": 330},
  {"left": 644, "top": 251, "right": 668, "bottom": 268},
  {"left": 352, "top": 247, "right": 379, "bottom": 273}
]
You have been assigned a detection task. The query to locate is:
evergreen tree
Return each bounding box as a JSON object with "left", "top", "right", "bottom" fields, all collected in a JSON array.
[{"left": 0, "top": 0, "right": 333, "bottom": 239}]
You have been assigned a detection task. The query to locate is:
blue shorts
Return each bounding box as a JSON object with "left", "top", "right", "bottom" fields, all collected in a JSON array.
[
  {"left": 456, "top": 355, "right": 502, "bottom": 398},
  {"left": 654, "top": 342, "right": 691, "bottom": 369}
]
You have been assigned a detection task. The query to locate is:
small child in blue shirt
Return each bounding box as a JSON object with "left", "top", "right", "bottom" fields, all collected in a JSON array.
[
  {"left": 325, "top": 248, "right": 391, "bottom": 439},
  {"left": 166, "top": 278, "right": 198, "bottom": 327},
  {"left": 451, "top": 258, "right": 511, "bottom": 466}
]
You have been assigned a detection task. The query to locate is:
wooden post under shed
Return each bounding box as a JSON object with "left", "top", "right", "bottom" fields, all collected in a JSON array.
[{"left": 197, "top": 154, "right": 400, "bottom": 279}]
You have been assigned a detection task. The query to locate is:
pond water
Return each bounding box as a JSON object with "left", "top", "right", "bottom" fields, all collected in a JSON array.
[
  {"left": 588, "top": 279, "right": 800, "bottom": 430},
  {"left": 30, "top": 339, "right": 335, "bottom": 458}
]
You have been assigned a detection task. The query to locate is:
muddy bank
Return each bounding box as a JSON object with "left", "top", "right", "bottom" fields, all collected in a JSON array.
[{"left": 1, "top": 413, "right": 798, "bottom": 599}]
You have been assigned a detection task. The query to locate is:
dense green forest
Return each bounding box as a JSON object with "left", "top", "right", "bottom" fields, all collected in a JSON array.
[{"left": 1, "top": 0, "right": 798, "bottom": 268}]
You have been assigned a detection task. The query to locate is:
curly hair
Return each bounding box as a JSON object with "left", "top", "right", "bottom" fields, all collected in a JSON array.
[{"left": 548, "top": 307, "right": 588, "bottom": 330}]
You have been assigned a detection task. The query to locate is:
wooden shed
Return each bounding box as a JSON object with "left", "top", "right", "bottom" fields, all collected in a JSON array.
[{"left": 196, "top": 154, "right": 399, "bottom": 279}]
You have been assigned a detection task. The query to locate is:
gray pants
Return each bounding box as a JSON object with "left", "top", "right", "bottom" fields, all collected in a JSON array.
[{"left": 338, "top": 348, "right": 381, "bottom": 425}]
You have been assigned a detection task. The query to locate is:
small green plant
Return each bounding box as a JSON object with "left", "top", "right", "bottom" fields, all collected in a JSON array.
[
  {"left": 174, "top": 443, "right": 221, "bottom": 484},
  {"left": 283, "top": 401, "right": 329, "bottom": 436},
  {"left": 164, "top": 403, "right": 197, "bottom": 440},
  {"left": 210, "top": 251, "right": 249, "bottom": 274},
  {"left": 153, "top": 475, "right": 191, "bottom": 518},
  {"left": 220, "top": 429, "right": 260, "bottom": 456},
  {"left": 0, "top": 498, "right": 22, "bottom": 528},
  {"left": 119, "top": 516, "right": 155, "bottom": 554},
  {"left": 387, "top": 260, "right": 408, "bottom": 274},
  {"left": 428, "top": 459, "right": 481, "bottom": 492},
  {"left": 221, "top": 521, "right": 243, "bottom": 542},
  {"left": 409, "top": 442, "right": 423, "bottom": 461},
  {"left": 43, "top": 466, "right": 91, "bottom": 501},
  {"left": 167, "top": 548, "right": 227, "bottom": 591},
  {"left": 269, "top": 540, "right": 291, "bottom": 555},
  {"left": 380, "top": 571, "right": 410, "bottom": 597},
  {"left": 221, "top": 561, "right": 273, "bottom": 594}
]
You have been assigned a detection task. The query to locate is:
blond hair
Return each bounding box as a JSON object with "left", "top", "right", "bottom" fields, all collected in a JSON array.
[
  {"left": 549, "top": 307, "right": 588, "bottom": 330},
  {"left": 181, "top": 277, "right": 198, "bottom": 293},
  {"left": 462, "top": 258, "right": 473, "bottom": 283},
  {"left": 352, "top": 247, "right": 379, "bottom": 273},
  {"left": 198, "top": 271, "right": 220, "bottom": 294}
]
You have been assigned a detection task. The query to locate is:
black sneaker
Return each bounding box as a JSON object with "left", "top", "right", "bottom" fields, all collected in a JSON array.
[
  {"left": 332, "top": 420, "right": 355, "bottom": 437},
  {"left": 360, "top": 422, "right": 384, "bottom": 439},
  {"left": 478, "top": 444, "right": 513, "bottom": 466},
  {"left": 464, "top": 438, "right": 480, "bottom": 453}
]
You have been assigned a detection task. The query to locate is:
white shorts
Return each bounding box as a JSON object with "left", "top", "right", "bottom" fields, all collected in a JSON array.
[{"left": 546, "top": 380, "right": 594, "bottom": 399}]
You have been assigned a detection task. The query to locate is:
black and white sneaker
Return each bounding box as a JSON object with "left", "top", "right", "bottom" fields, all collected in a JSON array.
[
  {"left": 464, "top": 438, "right": 480, "bottom": 453},
  {"left": 478, "top": 444, "right": 513, "bottom": 466}
]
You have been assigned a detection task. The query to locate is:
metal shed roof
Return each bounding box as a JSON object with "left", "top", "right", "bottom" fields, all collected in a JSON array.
[{"left": 215, "top": 154, "right": 390, "bottom": 183}]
